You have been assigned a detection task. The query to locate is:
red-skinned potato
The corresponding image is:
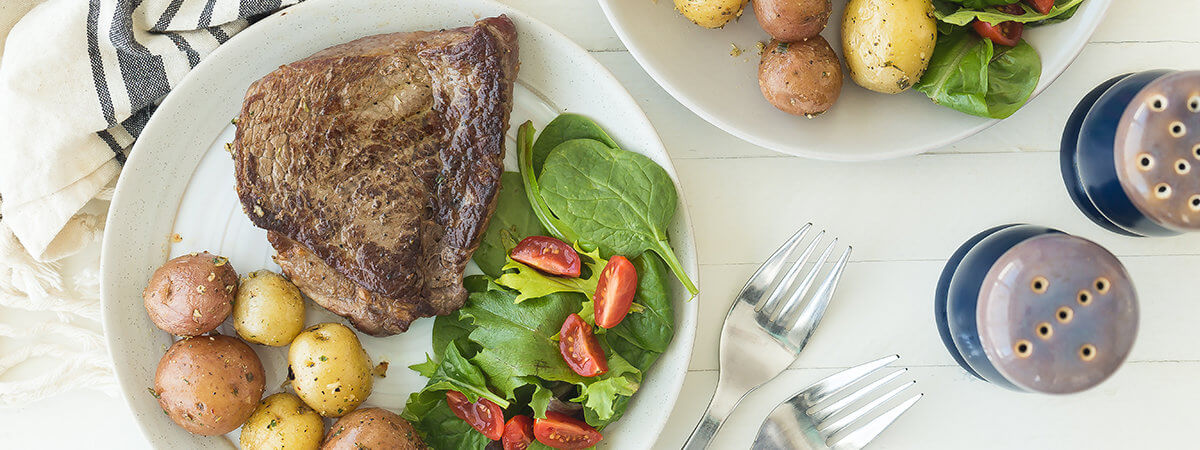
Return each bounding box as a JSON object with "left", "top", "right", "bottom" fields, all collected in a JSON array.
[
  {"left": 322, "top": 407, "right": 424, "bottom": 450},
  {"left": 758, "top": 37, "right": 843, "bottom": 116},
  {"left": 142, "top": 252, "right": 238, "bottom": 336},
  {"left": 753, "top": 0, "right": 832, "bottom": 41},
  {"left": 154, "top": 334, "right": 265, "bottom": 435}
]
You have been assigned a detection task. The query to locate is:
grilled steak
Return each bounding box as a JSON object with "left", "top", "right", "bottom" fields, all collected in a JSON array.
[{"left": 233, "top": 16, "right": 518, "bottom": 336}]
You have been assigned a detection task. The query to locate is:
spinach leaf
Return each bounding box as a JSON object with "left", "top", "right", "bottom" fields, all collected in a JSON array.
[
  {"left": 538, "top": 138, "right": 698, "bottom": 296},
  {"left": 432, "top": 311, "right": 479, "bottom": 361},
  {"left": 518, "top": 121, "right": 585, "bottom": 245},
  {"left": 915, "top": 30, "right": 1040, "bottom": 119},
  {"left": 496, "top": 246, "right": 606, "bottom": 303},
  {"left": 937, "top": 0, "right": 1086, "bottom": 26},
  {"left": 608, "top": 253, "right": 674, "bottom": 362},
  {"left": 460, "top": 288, "right": 584, "bottom": 392},
  {"left": 402, "top": 389, "right": 491, "bottom": 449},
  {"left": 475, "top": 172, "right": 547, "bottom": 278},
  {"left": 532, "top": 113, "right": 619, "bottom": 175},
  {"left": 409, "top": 344, "right": 510, "bottom": 408}
]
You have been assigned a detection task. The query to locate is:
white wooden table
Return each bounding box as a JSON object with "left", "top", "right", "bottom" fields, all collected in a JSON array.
[{"left": 4, "top": 0, "right": 1200, "bottom": 448}]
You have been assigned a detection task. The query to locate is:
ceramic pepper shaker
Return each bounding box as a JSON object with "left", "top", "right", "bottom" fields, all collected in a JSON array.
[
  {"left": 1061, "top": 70, "right": 1200, "bottom": 236},
  {"left": 935, "top": 224, "right": 1138, "bottom": 394}
]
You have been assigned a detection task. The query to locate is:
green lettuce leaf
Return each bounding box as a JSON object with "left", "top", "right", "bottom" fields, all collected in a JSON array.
[
  {"left": 475, "top": 172, "right": 548, "bottom": 278},
  {"left": 496, "top": 246, "right": 606, "bottom": 303},
  {"left": 935, "top": 0, "right": 1086, "bottom": 26},
  {"left": 458, "top": 284, "right": 641, "bottom": 424},
  {"left": 402, "top": 389, "right": 491, "bottom": 449},
  {"left": 915, "top": 30, "right": 1041, "bottom": 119},
  {"left": 529, "top": 384, "right": 554, "bottom": 419},
  {"left": 409, "top": 344, "right": 509, "bottom": 408}
]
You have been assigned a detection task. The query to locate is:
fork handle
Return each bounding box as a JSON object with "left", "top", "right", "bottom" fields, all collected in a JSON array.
[{"left": 682, "top": 377, "right": 747, "bottom": 450}]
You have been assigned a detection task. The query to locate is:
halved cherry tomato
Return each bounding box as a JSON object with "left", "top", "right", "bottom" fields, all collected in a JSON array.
[
  {"left": 503, "top": 415, "right": 535, "bottom": 450},
  {"left": 533, "top": 411, "right": 603, "bottom": 449},
  {"left": 446, "top": 391, "right": 505, "bottom": 440},
  {"left": 511, "top": 236, "right": 581, "bottom": 277},
  {"left": 559, "top": 313, "right": 608, "bottom": 377},
  {"left": 1024, "top": 0, "right": 1053, "bottom": 14},
  {"left": 972, "top": 19, "right": 1023, "bottom": 47},
  {"left": 594, "top": 255, "right": 637, "bottom": 329}
]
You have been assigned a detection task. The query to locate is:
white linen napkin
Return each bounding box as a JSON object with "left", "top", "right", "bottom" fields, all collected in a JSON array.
[{"left": 0, "top": 0, "right": 299, "bottom": 407}]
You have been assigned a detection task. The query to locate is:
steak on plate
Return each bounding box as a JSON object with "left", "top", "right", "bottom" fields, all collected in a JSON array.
[{"left": 232, "top": 16, "right": 518, "bottom": 336}]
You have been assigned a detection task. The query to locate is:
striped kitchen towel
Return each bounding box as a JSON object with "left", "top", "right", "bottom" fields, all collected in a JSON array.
[
  {"left": 0, "top": 0, "right": 300, "bottom": 263},
  {"left": 0, "top": 0, "right": 298, "bottom": 408}
]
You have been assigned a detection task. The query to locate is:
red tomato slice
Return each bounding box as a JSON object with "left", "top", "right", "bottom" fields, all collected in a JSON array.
[
  {"left": 533, "top": 411, "right": 603, "bottom": 449},
  {"left": 445, "top": 391, "right": 505, "bottom": 440},
  {"left": 559, "top": 313, "right": 608, "bottom": 377},
  {"left": 1024, "top": 0, "right": 1053, "bottom": 14},
  {"left": 972, "top": 19, "right": 1024, "bottom": 47},
  {"left": 511, "top": 236, "right": 581, "bottom": 277},
  {"left": 502, "top": 415, "right": 535, "bottom": 450},
  {"left": 594, "top": 255, "right": 638, "bottom": 329}
]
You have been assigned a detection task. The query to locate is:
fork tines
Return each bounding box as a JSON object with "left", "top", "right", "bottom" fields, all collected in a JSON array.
[
  {"left": 800, "top": 355, "right": 922, "bottom": 448},
  {"left": 751, "top": 224, "right": 852, "bottom": 337}
]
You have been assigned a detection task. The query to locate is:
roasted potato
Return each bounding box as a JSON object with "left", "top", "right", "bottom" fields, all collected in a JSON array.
[
  {"left": 842, "top": 0, "right": 937, "bottom": 93},
  {"left": 675, "top": 0, "right": 748, "bottom": 28},
  {"left": 758, "top": 37, "right": 843, "bottom": 116},
  {"left": 233, "top": 270, "right": 306, "bottom": 346},
  {"left": 142, "top": 252, "right": 238, "bottom": 336},
  {"left": 240, "top": 392, "right": 325, "bottom": 450},
  {"left": 753, "top": 0, "right": 832, "bottom": 41},
  {"left": 154, "top": 334, "right": 265, "bottom": 435},
  {"left": 289, "top": 323, "right": 373, "bottom": 417},
  {"left": 322, "top": 408, "right": 424, "bottom": 450}
]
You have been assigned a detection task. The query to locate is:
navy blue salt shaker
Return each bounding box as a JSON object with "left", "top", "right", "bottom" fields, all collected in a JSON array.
[
  {"left": 1062, "top": 70, "right": 1200, "bottom": 236},
  {"left": 935, "top": 224, "right": 1138, "bottom": 394}
]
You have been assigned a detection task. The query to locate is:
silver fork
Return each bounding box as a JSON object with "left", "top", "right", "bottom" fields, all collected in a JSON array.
[
  {"left": 683, "top": 224, "right": 852, "bottom": 449},
  {"left": 753, "top": 355, "right": 922, "bottom": 450}
]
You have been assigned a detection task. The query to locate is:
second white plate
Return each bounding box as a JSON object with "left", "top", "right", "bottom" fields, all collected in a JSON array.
[{"left": 598, "top": 0, "right": 1112, "bottom": 161}]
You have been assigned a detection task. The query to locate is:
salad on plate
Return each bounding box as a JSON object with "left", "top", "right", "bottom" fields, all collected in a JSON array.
[{"left": 402, "top": 114, "right": 696, "bottom": 449}]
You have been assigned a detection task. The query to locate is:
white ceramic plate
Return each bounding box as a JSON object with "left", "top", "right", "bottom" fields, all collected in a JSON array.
[
  {"left": 99, "top": 0, "right": 698, "bottom": 448},
  {"left": 598, "top": 0, "right": 1112, "bottom": 161}
]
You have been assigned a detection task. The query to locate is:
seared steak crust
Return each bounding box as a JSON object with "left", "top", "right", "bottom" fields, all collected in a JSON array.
[{"left": 234, "top": 16, "right": 518, "bottom": 335}]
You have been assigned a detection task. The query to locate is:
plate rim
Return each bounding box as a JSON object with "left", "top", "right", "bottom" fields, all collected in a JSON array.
[
  {"left": 596, "top": 0, "right": 1114, "bottom": 162},
  {"left": 99, "top": 0, "right": 699, "bottom": 447}
]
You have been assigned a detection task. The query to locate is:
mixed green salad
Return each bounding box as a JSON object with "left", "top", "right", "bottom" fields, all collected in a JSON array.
[
  {"left": 402, "top": 114, "right": 695, "bottom": 449},
  {"left": 915, "top": 0, "right": 1087, "bottom": 119}
]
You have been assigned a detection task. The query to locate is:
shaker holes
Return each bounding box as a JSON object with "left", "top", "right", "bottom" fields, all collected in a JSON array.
[
  {"left": 1191, "top": 195, "right": 1200, "bottom": 212},
  {"left": 1155, "top": 183, "right": 1172, "bottom": 199},
  {"left": 1094, "top": 277, "right": 1110, "bottom": 294},
  {"left": 1080, "top": 344, "right": 1097, "bottom": 362},
  {"left": 1031, "top": 276, "right": 1048, "bottom": 294},
  {"left": 1189, "top": 96, "right": 1200, "bottom": 112},
  {"left": 1056, "top": 306, "right": 1074, "bottom": 323},
  {"left": 1138, "top": 153, "right": 1154, "bottom": 170},
  {"left": 1077, "top": 290, "right": 1092, "bottom": 305},
  {"left": 1177, "top": 159, "right": 1192, "bottom": 175},
  {"left": 1014, "top": 339, "right": 1033, "bottom": 358},
  {"left": 1150, "top": 95, "right": 1167, "bottom": 111},
  {"left": 1036, "top": 322, "right": 1053, "bottom": 339},
  {"left": 1170, "top": 121, "right": 1187, "bottom": 138}
]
